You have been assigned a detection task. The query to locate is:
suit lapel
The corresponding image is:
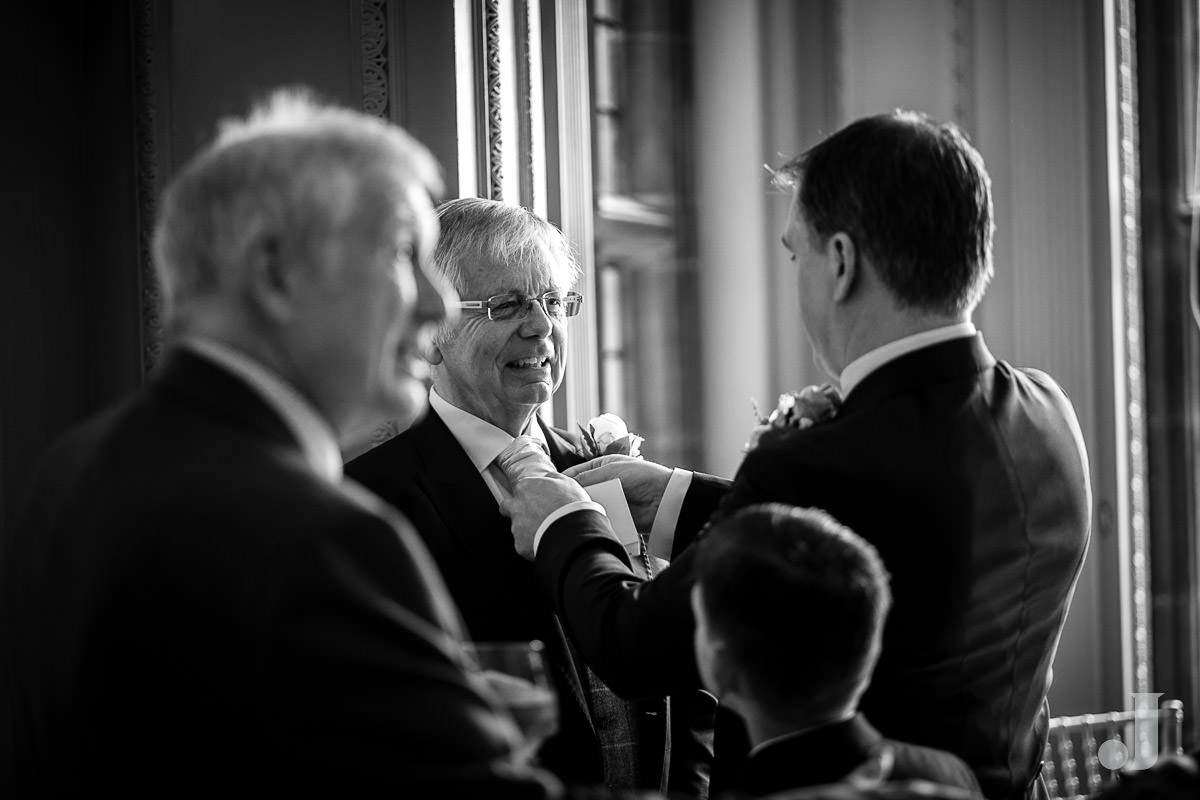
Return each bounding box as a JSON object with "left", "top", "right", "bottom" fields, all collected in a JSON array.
[
  {"left": 405, "top": 410, "right": 507, "bottom": 577},
  {"left": 540, "top": 418, "right": 586, "bottom": 471},
  {"left": 407, "top": 412, "right": 604, "bottom": 733}
]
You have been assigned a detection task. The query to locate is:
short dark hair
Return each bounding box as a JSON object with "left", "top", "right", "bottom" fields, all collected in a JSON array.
[
  {"left": 775, "top": 110, "right": 994, "bottom": 315},
  {"left": 694, "top": 504, "right": 891, "bottom": 715}
]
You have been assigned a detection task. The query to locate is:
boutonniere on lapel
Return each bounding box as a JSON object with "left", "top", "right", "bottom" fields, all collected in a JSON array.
[
  {"left": 746, "top": 384, "right": 843, "bottom": 452},
  {"left": 577, "top": 412, "right": 644, "bottom": 460},
  {"left": 576, "top": 413, "right": 662, "bottom": 578}
]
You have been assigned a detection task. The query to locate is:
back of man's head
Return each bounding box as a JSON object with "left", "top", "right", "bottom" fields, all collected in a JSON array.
[
  {"left": 693, "top": 503, "right": 891, "bottom": 724},
  {"left": 431, "top": 197, "right": 579, "bottom": 297},
  {"left": 153, "top": 89, "right": 442, "bottom": 333},
  {"left": 775, "top": 110, "right": 994, "bottom": 317}
]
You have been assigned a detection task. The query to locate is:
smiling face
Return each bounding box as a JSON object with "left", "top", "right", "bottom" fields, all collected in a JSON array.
[{"left": 430, "top": 244, "right": 569, "bottom": 435}]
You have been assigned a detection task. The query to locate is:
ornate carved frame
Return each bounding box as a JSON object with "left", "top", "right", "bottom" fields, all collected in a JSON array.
[
  {"left": 131, "top": 0, "right": 400, "bottom": 377},
  {"left": 131, "top": 0, "right": 164, "bottom": 374},
  {"left": 1107, "top": 0, "right": 1153, "bottom": 696}
]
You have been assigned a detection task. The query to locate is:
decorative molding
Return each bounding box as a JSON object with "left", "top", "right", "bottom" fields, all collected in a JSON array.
[
  {"left": 454, "top": 0, "right": 481, "bottom": 197},
  {"left": 1110, "top": 0, "right": 1153, "bottom": 696},
  {"left": 361, "top": 0, "right": 389, "bottom": 117},
  {"left": 485, "top": 0, "right": 504, "bottom": 200},
  {"left": 514, "top": 0, "right": 536, "bottom": 209},
  {"left": 131, "top": 0, "right": 163, "bottom": 375},
  {"left": 554, "top": 0, "right": 599, "bottom": 430}
]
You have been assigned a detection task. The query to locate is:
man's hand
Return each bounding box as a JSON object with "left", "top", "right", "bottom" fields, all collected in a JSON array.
[
  {"left": 563, "top": 455, "right": 673, "bottom": 531},
  {"left": 500, "top": 473, "right": 590, "bottom": 560}
]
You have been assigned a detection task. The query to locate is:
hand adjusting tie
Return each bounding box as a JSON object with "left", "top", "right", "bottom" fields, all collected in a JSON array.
[{"left": 495, "top": 436, "right": 557, "bottom": 484}]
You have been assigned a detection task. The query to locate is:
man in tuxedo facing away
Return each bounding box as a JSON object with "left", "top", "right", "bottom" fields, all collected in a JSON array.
[
  {"left": 346, "top": 197, "right": 715, "bottom": 795},
  {"left": 502, "top": 110, "right": 1093, "bottom": 800},
  {"left": 691, "top": 503, "right": 981, "bottom": 797},
  {"left": 0, "top": 93, "right": 568, "bottom": 798}
]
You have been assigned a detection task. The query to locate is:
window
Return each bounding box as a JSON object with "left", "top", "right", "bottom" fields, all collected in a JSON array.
[{"left": 590, "top": 0, "right": 702, "bottom": 466}]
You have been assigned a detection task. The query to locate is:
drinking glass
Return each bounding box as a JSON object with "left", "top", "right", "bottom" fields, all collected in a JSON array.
[{"left": 468, "top": 640, "right": 559, "bottom": 756}]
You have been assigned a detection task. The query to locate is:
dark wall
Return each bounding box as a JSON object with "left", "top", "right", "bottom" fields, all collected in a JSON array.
[
  {"left": 0, "top": 0, "right": 460, "bottom": 545},
  {"left": 0, "top": 1, "right": 143, "bottom": 543}
]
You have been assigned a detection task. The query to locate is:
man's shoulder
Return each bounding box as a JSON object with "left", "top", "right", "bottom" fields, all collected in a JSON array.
[
  {"left": 345, "top": 415, "right": 432, "bottom": 483},
  {"left": 1004, "top": 362, "right": 1077, "bottom": 410},
  {"left": 989, "top": 361, "right": 1088, "bottom": 464},
  {"left": 741, "top": 417, "right": 858, "bottom": 472}
]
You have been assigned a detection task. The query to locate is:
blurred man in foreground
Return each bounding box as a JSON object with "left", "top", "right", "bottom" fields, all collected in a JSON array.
[{"left": 0, "top": 92, "right": 560, "bottom": 798}]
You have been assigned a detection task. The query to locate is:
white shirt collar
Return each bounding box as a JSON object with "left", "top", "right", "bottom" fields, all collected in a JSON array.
[
  {"left": 428, "top": 388, "right": 546, "bottom": 474},
  {"left": 181, "top": 338, "right": 343, "bottom": 483},
  {"left": 838, "top": 322, "right": 977, "bottom": 398}
]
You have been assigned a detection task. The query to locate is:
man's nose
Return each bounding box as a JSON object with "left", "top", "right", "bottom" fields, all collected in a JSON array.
[
  {"left": 415, "top": 260, "right": 457, "bottom": 327},
  {"left": 519, "top": 296, "right": 553, "bottom": 336}
]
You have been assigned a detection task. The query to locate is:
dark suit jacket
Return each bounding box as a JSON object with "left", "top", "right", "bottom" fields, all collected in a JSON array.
[
  {"left": 346, "top": 408, "right": 715, "bottom": 793},
  {"left": 742, "top": 714, "right": 981, "bottom": 797},
  {"left": 0, "top": 349, "right": 559, "bottom": 799},
  {"left": 533, "top": 335, "right": 1091, "bottom": 800}
]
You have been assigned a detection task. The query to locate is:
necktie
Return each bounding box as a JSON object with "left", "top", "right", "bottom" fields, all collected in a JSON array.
[{"left": 493, "top": 435, "right": 557, "bottom": 495}]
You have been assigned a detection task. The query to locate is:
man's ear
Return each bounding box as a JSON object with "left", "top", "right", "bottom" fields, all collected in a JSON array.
[
  {"left": 246, "top": 236, "right": 298, "bottom": 322},
  {"left": 425, "top": 342, "right": 444, "bottom": 366},
  {"left": 826, "top": 232, "right": 857, "bottom": 303},
  {"left": 425, "top": 326, "right": 446, "bottom": 366}
]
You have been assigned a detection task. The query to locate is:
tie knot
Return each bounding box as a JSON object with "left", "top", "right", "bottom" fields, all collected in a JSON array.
[{"left": 495, "top": 435, "right": 556, "bottom": 483}]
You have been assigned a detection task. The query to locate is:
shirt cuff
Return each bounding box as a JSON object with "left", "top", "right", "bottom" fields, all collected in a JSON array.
[
  {"left": 532, "top": 500, "right": 607, "bottom": 557},
  {"left": 648, "top": 468, "right": 692, "bottom": 560}
]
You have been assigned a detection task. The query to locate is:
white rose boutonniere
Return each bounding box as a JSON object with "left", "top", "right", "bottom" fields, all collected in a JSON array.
[
  {"left": 577, "top": 412, "right": 662, "bottom": 578},
  {"left": 578, "top": 412, "right": 644, "bottom": 460},
  {"left": 746, "top": 384, "right": 843, "bottom": 452}
]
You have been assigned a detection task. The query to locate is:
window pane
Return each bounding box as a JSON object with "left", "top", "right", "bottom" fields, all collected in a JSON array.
[{"left": 591, "top": 0, "right": 701, "bottom": 466}]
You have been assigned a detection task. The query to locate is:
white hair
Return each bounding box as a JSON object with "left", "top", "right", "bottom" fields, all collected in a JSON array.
[
  {"left": 152, "top": 88, "right": 442, "bottom": 331},
  {"left": 431, "top": 197, "right": 580, "bottom": 296}
]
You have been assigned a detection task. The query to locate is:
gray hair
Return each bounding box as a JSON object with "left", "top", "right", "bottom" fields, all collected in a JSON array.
[
  {"left": 431, "top": 197, "right": 580, "bottom": 295},
  {"left": 152, "top": 89, "right": 442, "bottom": 331}
]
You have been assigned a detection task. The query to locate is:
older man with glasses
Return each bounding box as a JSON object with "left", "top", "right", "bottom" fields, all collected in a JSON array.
[{"left": 346, "top": 197, "right": 715, "bottom": 796}]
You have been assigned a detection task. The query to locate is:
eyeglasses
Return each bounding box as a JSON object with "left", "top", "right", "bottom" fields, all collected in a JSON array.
[{"left": 458, "top": 291, "right": 584, "bottom": 322}]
